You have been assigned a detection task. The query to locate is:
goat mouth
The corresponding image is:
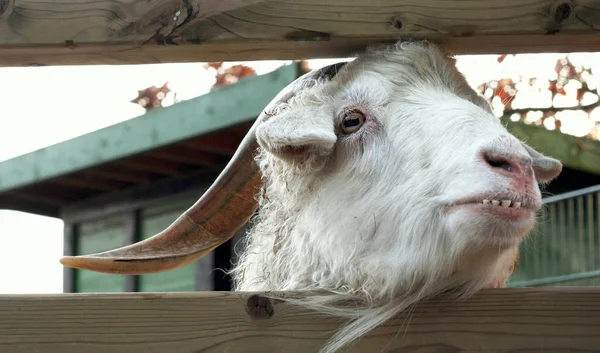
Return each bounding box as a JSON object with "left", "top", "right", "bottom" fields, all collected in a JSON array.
[{"left": 450, "top": 195, "right": 540, "bottom": 220}]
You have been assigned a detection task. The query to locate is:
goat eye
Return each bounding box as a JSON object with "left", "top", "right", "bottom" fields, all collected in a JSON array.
[{"left": 341, "top": 111, "right": 365, "bottom": 134}]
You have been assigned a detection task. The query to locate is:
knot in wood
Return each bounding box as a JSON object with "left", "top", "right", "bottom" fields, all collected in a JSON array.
[
  {"left": 134, "top": 1, "right": 188, "bottom": 40},
  {"left": 64, "top": 40, "right": 77, "bottom": 50},
  {"left": 283, "top": 30, "right": 330, "bottom": 42},
  {"left": 246, "top": 294, "right": 274, "bottom": 319},
  {"left": 0, "top": 0, "right": 13, "bottom": 16},
  {"left": 390, "top": 17, "right": 403, "bottom": 30},
  {"left": 554, "top": 2, "right": 573, "bottom": 23}
]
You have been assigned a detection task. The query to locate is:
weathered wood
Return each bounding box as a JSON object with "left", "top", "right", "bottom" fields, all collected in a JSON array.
[
  {"left": 0, "top": 288, "right": 599, "bottom": 352},
  {"left": 0, "top": 1, "right": 599, "bottom": 66}
]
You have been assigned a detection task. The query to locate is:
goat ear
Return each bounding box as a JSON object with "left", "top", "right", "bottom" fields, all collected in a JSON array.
[
  {"left": 521, "top": 142, "right": 562, "bottom": 182},
  {"left": 256, "top": 105, "right": 337, "bottom": 159}
]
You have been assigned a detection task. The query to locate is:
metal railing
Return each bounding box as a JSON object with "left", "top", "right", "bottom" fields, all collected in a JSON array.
[{"left": 509, "top": 184, "right": 600, "bottom": 287}]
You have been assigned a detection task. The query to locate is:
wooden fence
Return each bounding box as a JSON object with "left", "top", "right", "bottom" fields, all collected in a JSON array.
[
  {"left": 1, "top": 0, "right": 599, "bottom": 66},
  {"left": 2, "top": 1, "right": 600, "bottom": 353},
  {"left": 1, "top": 288, "right": 600, "bottom": 352}
]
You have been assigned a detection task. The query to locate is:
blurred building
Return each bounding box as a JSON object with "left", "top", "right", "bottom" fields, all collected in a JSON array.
[{"left": 0, "top": 63, "right": 598, "bottom": 292}]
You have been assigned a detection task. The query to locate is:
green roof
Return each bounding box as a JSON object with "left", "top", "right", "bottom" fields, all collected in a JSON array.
[
  {"left": 0, "top": 63, "right": 301, "bottom": 217},
  {"left": 0, "top": 63, "right": 300, "bottom": 193}
]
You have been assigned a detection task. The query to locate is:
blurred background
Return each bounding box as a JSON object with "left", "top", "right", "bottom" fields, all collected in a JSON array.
[{"left": 1, "top": 52, "right": 599, "bottom": 294}]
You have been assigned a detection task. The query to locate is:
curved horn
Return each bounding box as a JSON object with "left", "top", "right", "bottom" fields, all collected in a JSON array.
[{"left": 59, "top": 62, "right": 348, "bottom": 275}]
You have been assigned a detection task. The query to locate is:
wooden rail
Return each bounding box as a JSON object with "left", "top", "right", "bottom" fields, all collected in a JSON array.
[
  {"left": 1, "top": 288, "right": 599, "bottom": 352},
  {"left": 1, "top": 0, "right": 599, "bottom": 66}
]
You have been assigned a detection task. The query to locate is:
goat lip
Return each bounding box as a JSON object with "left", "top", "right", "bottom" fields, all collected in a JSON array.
[
  {"left": 451, "top": 195, "right": 541, "bottom": 212},
  {"left": 458, "top": 203, "right": 534, "bottom": 221}
]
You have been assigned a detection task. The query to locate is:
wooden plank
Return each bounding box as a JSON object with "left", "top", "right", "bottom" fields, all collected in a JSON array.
[
  {"left": 2, "top": 35, "right": 600, "bottom": 67},
  {"left": 0, "top": 0, "right": 599, "bottom": 66},
  {"left": 503, "top": 118, "right": 600, "bottom": 175},
  {"left": 0, "top": 63, "right": 300, "bottom": 193},
  {"left": 0, "top": 288, "right": 599, "bottom": 353}
]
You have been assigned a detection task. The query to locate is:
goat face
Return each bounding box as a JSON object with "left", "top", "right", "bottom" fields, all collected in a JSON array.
[{"left": 252, "top": 41, "right": 562, "bottom": 293}]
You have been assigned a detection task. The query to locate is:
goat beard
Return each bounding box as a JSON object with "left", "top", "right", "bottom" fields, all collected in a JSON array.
[
  {"left": 231, "top": 151, "right": 525, "bottom": 353},
  {"left": 244, "top": 239, "right": 521, "bottom": 353},
  {"left": 259, "top": 251, "right": 518, "bottom": 353},
  {"left": 260, "top": 276, "right": 454, "bottom": 353}
]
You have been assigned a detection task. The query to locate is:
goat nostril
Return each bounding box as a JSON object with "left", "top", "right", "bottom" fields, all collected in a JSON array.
[{"left": 484, "top": 153, "right": 515, "bottom": 173}]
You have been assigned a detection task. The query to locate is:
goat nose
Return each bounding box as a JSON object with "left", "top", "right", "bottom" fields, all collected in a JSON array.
[{"left": 482, "top": 150, "right": 532, "bottom": 176}]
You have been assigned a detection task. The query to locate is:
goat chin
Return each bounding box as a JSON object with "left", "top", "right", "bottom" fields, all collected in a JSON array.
[{"left": 227, "top": 40, "right": 561, "bottom": 353}]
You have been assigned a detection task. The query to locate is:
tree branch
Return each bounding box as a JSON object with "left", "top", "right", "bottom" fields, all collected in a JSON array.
[{"left": 504, "top": 100, "right": 600, "bottom": 116}]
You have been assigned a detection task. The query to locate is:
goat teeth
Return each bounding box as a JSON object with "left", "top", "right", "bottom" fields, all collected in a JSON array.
[
  {"left": 491, "top": 200, "right": 500, "bottom": 206},
  {"left": 513, "top": 201, "right": 521, "bottom": 208},
  {"left": 501, "top": 200, "right": 511, "bottom": 208},
  {"left": 483, "top": 199, "right": 490, "bottom": 205}
]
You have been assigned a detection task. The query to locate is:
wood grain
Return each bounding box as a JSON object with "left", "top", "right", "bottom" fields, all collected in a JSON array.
[
  {"left": 1, "top": 288, "right": 599, "bottom": 353},
  {"left": 0, "top": 0, "right": 599, "bottom": 66}
]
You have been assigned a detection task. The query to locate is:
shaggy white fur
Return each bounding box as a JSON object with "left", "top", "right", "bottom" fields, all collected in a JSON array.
[{"left": 229, "top": 41, "right": 562, "bottom": 353}]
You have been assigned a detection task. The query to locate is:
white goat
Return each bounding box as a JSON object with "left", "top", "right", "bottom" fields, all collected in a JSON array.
[{"left": 61, "top": 41, "right": 562, "bottom": 353}]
